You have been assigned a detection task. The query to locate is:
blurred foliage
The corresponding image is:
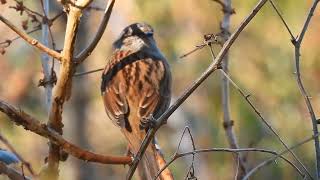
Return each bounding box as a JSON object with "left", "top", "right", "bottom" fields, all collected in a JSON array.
[{"left": 0, "top": 0, "right": 320, "bottom": 179}]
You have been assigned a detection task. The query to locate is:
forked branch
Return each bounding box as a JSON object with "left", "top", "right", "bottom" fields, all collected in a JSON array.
[{"left": 291, "top": 0, "right": 320, "bottom": 178}]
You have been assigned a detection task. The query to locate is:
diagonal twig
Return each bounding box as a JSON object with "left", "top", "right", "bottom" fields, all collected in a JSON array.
[
  {"left": 0, "top": 162, "right": 31, "bottom": 180},
  {"left": 243, "top": 133, "right": 320, "bottom": 180},
  {"left": 73, "top": 68, "right": 104, "bottom": 77},
  {"left": 219, "top": 69, "right": 311, "bottom": 178},
  {"left": 0, "top": 14, "right": 62, "bottom": 61},
  {"left": 268, "top": 0, "right": 295, "bottom": 40},
  {"left": 75, "top": 0, "right": 115, "bottom": 64}
]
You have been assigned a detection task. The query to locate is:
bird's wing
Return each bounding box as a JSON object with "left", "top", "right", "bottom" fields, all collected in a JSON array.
[
  {"left": 101, "top": 50, "right": 132, "bottom": 128},
  {"left": 138, "top": 58, "right": 171, "bottom": 123}
]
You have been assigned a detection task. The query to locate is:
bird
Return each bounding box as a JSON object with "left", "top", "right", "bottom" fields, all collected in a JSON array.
[{"left": 101, "top": 23, "right": 173, "bottom": 180}]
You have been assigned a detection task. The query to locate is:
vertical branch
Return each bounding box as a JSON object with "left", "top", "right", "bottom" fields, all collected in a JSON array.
[
  {"left": 217, "top": 0, "right": 247, "bottom": 178},
  {"left": 292, "top": 1, "right": 320, "bottom": 178},
  {"left": 41, "top": 0, "right": 93, "bottom": 178},
  {"left": 40, "top": 0, "right": 53, "bottom": 113}
]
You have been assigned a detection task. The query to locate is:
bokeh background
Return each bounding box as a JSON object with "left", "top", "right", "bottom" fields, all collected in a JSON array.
[{"left": 1, "top": 0, "right": 320, "bottom": 179}]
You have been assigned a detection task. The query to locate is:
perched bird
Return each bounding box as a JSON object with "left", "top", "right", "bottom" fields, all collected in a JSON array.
[{"left": 101, "top": 23, "right": 172, "bottom": 179}]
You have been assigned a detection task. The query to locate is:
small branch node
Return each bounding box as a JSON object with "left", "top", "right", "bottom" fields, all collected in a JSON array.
[
  {"left": 31, "top": 39, "right": 38, "bottom": 45},
  {"left": 223, "top": 120, "right": 234, "bottom": 129},
  {"left": 38, "top": 71, "right": 57, "bottom": 87}
]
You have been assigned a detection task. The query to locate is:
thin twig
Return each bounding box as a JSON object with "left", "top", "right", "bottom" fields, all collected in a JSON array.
[
  {"left": 0, "top": 11, "right": 64, "bottom": 50},
  {"left": 156, "top": 147, "right": 304, "bottom": 179},
  {"left": 126, "top": 0, "right": 269, "bottom": 179},
  {"left": 268, "top": 0, "right": 295, "bottom": 40},
  {"left": 0, "top": 162, "right": 31, "bottom": 180},
  {"left": 39, "top": 0, "right": 54, "bottom": 114},
  {"left": 12, "top": 0, "right": 44, "bottom": 18},
  {"left": 73, "top": 68, "right": 104, "bottom": 77},
  {"left": 0, "top": 14, "right": 62, "bottom": 61},
  {"left": 75, "top": 0, "right": 115, "bottom": 64},
  {"left": 0, "top": 27, "right": 40, "bottom": 45},
  {"left": 219, "top": 69, "right": 311, "bottom": 178},
  {"left": 243, "top": 133, "right": 320, "bottom": 180},
  {"left": 179, "top": 34, "right": 221, "bottom": 59},
  {"left": 154, "top": 127, "right": 197, "bottom": 180}
]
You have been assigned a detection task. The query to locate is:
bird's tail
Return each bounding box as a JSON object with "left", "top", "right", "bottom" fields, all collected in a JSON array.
[{"left": 122, "top": 130, "right": 173, "bottom": 180}]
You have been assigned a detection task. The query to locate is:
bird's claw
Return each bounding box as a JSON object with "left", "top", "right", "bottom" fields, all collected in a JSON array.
[{"left": 140, "top": 115, "right": 157, "bottom": 130}]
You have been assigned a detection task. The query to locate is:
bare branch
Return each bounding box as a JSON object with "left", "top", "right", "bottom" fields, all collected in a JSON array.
[
  {"left": 0, "top": 100, "right": 132, "bottom": 165},
  {"left": 0, "top": 14, "right": 62, "bottom": 61},
  {"left": 11, "top": 0, "right": 44, "bottom": 18},
  {"left": 211, "top": 0, "right": 236, "bottom": 14},
  {"left": 155, "top": 147, "right": 304, "bottom": 180},
  {"left": 296, "top": 0, "right": 319, "bottom": 44},
  {"left": 216, "top": 0, "right": 247, "bottom": 178},
  {"left": 243, "top": 133, "right": 320, "bottom": 180},
  {"left": 75, "top": 0, "right": 115, "bottom": 64},
  {"left": 39, "top": 0, "right": 54, "bottom": 113},
  {"left": 219, "top": 69, "right": 311, "bottom": 178},
  {"left": 73, "top": 68, "right": 104, "bottom": 77},
  {"left": 291, "top": 0, "right": 320, "bottom": 178},
  {"left": 44, "top": 4, "right": 86, "bottom": 177},
  {"left": 0, "top": 11, "right": 64, "bottom": 52},
  {"left": 268, "top": 0, "right": 295, "bottom": 40},
  {"left": 179, "top": 33, "right": 222, "bottom": 59},
  {"left": 0, "top": 162, "right": 31, "bottom": 180},
  {"left": 126, "top": 0, "right": 269, "bottom": 178}
]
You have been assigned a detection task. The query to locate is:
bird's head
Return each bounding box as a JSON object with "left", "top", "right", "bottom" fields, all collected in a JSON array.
[{"left": 113, "top": 22, "right": 156, "bottom": 51}]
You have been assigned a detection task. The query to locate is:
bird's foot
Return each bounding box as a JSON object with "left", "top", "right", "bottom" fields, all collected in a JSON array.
[{"left": 139, "top": 114, "right": 157, "bottom": 130}]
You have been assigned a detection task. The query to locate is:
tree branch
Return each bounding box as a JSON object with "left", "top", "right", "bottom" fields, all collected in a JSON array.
[
  {"left": 268, "top": 0, "right": 295, "bottom": 40},
  {"left": 215, "top": 0, "right": 248, "bottom": 178},
  {"left": 75, "top": 0, "right": 115, "bottom": 64},
  {"left": 0, "top": 14, "right": 62, "bottom": 61},
  {"left": 243, "top": 133, "right": 320, "bottom": 180},
  {"left": 219, "top": 69, "right": 311, "bottom": 178},
  {"left": 291, "top": 0, "right": 320, "bottom": 178},
  {"left": 0, "top": 162, "right": 31, "bottom": 180},
  {"left": 39, "top": 0, "right": 54, "bottom": 114},
  {"left": 0, "top": 100, "right": 132, "bottom": 165},
  {"left": 155, "top": 147, "right": 304, "bottom": 180},
  {"left": 44, "top": 3, "right": 90, "bottom": 178},
  {"left": 126, "top": 0, "right": 269, "bottom": 178}
]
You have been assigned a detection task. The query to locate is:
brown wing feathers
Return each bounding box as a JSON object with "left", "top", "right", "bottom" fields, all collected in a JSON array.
[{"left": 101, "top": 51, "right": 168, "bottom": 130}]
